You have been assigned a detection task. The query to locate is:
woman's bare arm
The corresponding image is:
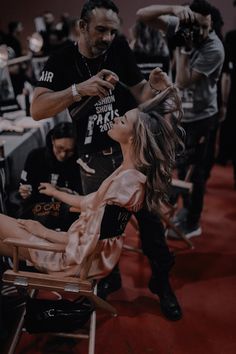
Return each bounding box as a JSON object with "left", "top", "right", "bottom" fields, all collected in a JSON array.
[
  {"left": 17, "top": 219, "right": 68, "bottom": 244},
  {"left": 39, "top": 183, "right": 94, "bottom": 211}
]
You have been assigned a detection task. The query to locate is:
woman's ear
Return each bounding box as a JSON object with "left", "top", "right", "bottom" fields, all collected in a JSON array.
[{"left": 129, "top": 136, "right": 134, "bottom": 144}]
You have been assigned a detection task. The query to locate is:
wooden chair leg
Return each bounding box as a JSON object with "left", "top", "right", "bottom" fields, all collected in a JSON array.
[
  {"left": 122, "top": 244, "right": 143, "bottom": 254},
  {"left": 89, "top": 292, "right": 117, "bottom": 315},
  {"left": 129, "top": 215, "right": 140, "bottom": 234},
  {"left": 160, "top": 213, "right": 194, "bottom": 249}
]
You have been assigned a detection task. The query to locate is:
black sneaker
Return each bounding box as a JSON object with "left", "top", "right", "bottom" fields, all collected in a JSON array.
[
  {"left": 149, "top": 278, "right": 182, "bottom": 321},
  {"left": 158, "top": 291, "right": 182, "bottom": 321},
  {"left": 167, "top": 221, "right": 202, "bottom": 239},
  {"left": 172, "top": 207, "right": 188, "bottom": 225}
]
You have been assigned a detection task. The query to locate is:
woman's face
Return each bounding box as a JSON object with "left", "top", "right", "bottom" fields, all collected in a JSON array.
[
  {"left": 52, "top": 137, "right": 75, "bottom": 162},
  {"left": 108, "top": 109, "right": 138, "bottom": 144}
]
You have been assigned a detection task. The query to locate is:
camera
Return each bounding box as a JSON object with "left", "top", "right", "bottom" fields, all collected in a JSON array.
[{"left": 170, "top": 21, "right": 201, "bottom": 49}]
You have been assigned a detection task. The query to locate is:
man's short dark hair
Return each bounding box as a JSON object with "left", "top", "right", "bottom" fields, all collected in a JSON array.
[
  {"left": 80, "top": 0, "right": 119, "bottom": 21},
  {"left": 190, "top": 0, "right": 213, "bottom": 16}
]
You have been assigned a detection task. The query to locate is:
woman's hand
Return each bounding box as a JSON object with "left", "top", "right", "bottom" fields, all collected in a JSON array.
[
  {"left": 19, "top": 184, "right": 32, "bottom": 199},
  {"left": 149, "top": 67, "right": 172, "bottom": 92},
  {"left": 17, "top": 219, "right": 47, "bottom": 239},
  {"left": 38, "top": 182, "right": 56, "bottom": 197}
]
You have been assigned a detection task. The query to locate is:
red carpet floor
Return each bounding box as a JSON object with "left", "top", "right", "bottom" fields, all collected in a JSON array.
[{"left": 3, "top": 164, "right": 236, "bottom": 354}]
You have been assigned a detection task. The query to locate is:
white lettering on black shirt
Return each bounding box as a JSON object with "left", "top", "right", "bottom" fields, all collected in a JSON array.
[
  {"left": 84, "top": 93, "right": 119, "bottom": 145},
  {"left": 39, "top": 71, "right": 54, "bottom": 83}
]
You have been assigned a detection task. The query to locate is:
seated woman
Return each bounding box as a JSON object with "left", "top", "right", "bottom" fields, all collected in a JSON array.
[
  {"left": 17, "top": 121, "right": 82, "bottom": 231},
  {"left": 0, "top": 86, "right": 183, "bottom": 281}
]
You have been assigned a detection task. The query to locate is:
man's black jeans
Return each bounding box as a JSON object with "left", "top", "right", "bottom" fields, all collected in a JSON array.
[{"left": 177, "top": 116, "right": 216, "bottom": 225}]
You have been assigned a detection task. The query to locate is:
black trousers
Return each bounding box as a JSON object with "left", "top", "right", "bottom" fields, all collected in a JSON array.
[{"left": 177, "top": 116, "right": 215, "bottom": 225}]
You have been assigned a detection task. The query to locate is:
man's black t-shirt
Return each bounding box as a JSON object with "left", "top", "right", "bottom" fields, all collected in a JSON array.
[
  {"left": 133, "top": 52, "right": 170, "bottom": 80},
  {"left": 37, "top": 36, "right": 143, "bottom": 154},
  {"left": 223, "top": 30, "right": 236, "bottom": 110}
]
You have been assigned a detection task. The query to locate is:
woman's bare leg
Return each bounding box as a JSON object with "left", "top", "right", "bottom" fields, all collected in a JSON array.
[{"left": 0, "top": 214, "right": 31, "bottom": 260}]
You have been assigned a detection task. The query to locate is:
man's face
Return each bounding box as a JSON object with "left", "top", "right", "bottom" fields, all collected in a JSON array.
[
  {"left": 193, "top": 13, "right": 211, "bottom": 46},
  {"left": 82, "top": 8, "right": 120, "bottom": 57}
]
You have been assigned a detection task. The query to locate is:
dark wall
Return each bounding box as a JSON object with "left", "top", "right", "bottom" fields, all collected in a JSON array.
[{"left": 1, "top": 0, "right": 236, "bottom": 48}]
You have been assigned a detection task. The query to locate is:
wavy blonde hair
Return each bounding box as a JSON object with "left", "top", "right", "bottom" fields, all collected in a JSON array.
[{"left": 132, "top": 86, "right": 184, "bottom": 214}]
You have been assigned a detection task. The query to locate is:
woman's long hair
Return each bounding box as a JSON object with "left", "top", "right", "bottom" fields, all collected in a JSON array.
[{"left": 132, "top": 86, "right": 184, "bottom": 214}]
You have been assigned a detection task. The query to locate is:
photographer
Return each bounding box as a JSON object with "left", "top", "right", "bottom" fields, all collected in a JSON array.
[{"left": 137, "top": 0, "right": 224, "bottom": 238}]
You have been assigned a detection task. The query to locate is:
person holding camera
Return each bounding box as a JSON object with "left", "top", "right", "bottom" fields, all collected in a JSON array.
[
  {"left": 137, "top": 0, "right": 225, "bottom": 239},
  {"left": 30, "top": 0, "right": 183, "bottom": 321}
]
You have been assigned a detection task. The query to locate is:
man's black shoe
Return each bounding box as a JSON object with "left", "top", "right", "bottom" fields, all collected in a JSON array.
[
  {"left": 158, "top": 291, "right": 182, "bottom": 321},
  {"left": 97, "top": 274, "right": 122, "bottom": 300},
  {"left": 149, "top": 277, "right": 182, "bottom": 321}
]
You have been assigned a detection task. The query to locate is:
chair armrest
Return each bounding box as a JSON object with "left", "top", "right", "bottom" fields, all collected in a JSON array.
[
  {"left": 171, "top": 178, "right": 193, "bottom": 192},
  {"left": 4, "top": 238, "right": 66, "bottom": 253}
]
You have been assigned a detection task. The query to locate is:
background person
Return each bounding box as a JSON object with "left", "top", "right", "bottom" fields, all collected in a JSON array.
[
  {"left": 137, "top": 0, "right": 225, "bottom": 239},
  {"left": 18, "top": 122, "right": 82, "bottom": 231},
  {"left": 217, "top": 29, "right": 236, "bottom": 188},
  {"left": 130, "top": 20, "right": 170, "bottom": 79}
]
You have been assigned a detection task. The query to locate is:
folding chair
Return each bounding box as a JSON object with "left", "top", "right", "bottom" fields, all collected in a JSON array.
[
  {"left": 2, "top": 238, "right": 117, "bottom": 354},
  {"left": 0, "top": 158, "right": 7, "bottom": 215}
]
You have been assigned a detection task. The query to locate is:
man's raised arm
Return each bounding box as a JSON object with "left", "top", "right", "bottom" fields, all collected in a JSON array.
[
  {"left": 30, "top": 69, "right": 117, "bottom": 120},
  {"left": 30, "top": 87, "right": 75, "bottom": 120},
  {"left": 136, "top": 4, "right": 195, "bottom": 32}
]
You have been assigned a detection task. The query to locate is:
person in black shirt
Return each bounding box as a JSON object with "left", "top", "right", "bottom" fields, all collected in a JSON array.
[
  {"left": 5, "top": 21, "right": 23, "bottom": 58},
  {"left": 18, "top": 122, "right": 82, "bottom": 231},
  {"left": 217, "top": 29, "right": 236, "bottom": 188},
  {"left": 30, "top": 0, "right": 182, "bottom": 321}
]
